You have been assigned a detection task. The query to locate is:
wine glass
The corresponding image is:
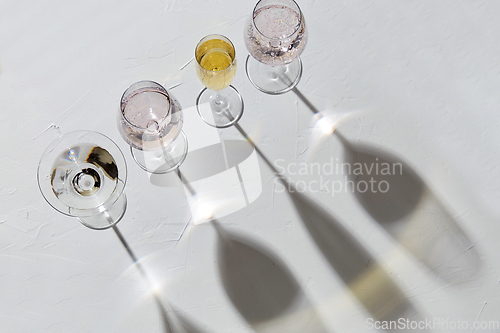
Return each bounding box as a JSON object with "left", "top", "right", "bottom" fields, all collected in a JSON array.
[
  {"left": 244, "top": 0, "right": 308, "bottom": 94},
  {"left": 37, "top": 131, "right": 127, "bottom": 230},
  {"left": 195, "top": 34, "right": 244, "bottom": 128},
  {"left": 118, "top": 80, "right": 188, "bottom": 173}
]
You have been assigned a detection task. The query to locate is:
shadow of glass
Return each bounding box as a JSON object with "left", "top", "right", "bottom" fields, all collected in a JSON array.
[
  {"left": 112, "top": 226, "right": 209, "bottom": 333},
  {"left": 336, "top": 132, "right": 481, "bottom": 283},
  {"left": 287, "top": 188, "right": 427, "bottom": 329},
  {"left": 230, "top": 122, "right": 427, "bottom": 329},
  {"left": 288, "top": 85, "right": 481, "bottom": 284},
  {"left": 168, "top": 305, "right": 210, "bottom": 333},
  {"left": 215, "top": 223, "right": 329, "bottom": 333}
]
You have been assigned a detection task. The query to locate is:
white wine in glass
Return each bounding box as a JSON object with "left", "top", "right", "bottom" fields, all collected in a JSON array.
[
  {"left": 38, "top": 131, "right": 128, "bottom": 230},
  {"left": 196, "top": 38, "right": 237, "bottom": 91},
  {"left": 195, "top": 34, "right": 243, "bottom": 128}
]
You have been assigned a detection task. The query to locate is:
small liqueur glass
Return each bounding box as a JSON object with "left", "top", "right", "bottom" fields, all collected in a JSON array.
[
  {"left": 37, "top": 130, "right": 127, "bottom": 229},
  {"left": 118, "top": 81, "right": 188, "bottom": 173},
  {"left": 195, "top": 34, "right": 243, "bottom": 128},
  {"left": 244, "top": 0, "right": 308, "bottom": 94}
]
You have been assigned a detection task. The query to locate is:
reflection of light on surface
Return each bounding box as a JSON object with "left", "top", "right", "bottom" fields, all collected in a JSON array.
[
  {"left": 117, "top": 255, "right": 167, "bottom": 300},
  {"left": 312, "top": 108, "right": 360, "bottom": 137},
  {"left": 305, "top": 110, "right": 358, "bottom": 162},
  {"left": 303, "top": 112, "right": 337, "bottom": 162},
  {"left": 191, "top": 196, "right": 246, "bottom": 225},
  {"left": 189, "top": 195, "right": 229, "bottom": 225},
  {"left": 194, "top": 200, "right": 214, "bottom": 224},
  {"left": 318, "top": 115, "right": 336, "bottom": 136},
  {"left": 149, "top": 277, "right": 162, "bottom": 295}
]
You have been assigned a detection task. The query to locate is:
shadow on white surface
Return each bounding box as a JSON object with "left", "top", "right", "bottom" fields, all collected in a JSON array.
[
  {"left": 231, "top": 121, "right": 428, "bottom": 331},
  {"left": 336, "top": 131, "right": 481, "bottom": 284},
  {"left": 113, "top": 226, "right": 209, "bottom": 333},
  {"left": 214, "top": 222, "right": 329, "bottom": 333},
  {"left": 172, "top": 167, "right": 328, "bottom": 332},
  {"left": 169, "top": 306, "right": 210, "bottom": 333},
  {"left": 292, "top": 87, "right": 481, "bottom": 285},
  {"left": 287, "top": 187, "right": 427, "bottom": 330}
]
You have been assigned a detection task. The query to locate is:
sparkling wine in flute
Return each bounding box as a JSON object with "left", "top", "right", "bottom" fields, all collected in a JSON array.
[
  {"left": 194, "top": 34, "right": 243, "bottom": 128},
  {"left": 196, "top": 38, "right": 237, "bottom": 91}
]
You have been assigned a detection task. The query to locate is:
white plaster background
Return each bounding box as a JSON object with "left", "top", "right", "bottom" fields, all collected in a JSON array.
[{"left": 1, "top": 0, "right": 499, "bottom": 332}]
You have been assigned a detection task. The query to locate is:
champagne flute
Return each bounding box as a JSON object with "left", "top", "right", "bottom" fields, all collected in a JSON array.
[
  {"left": 37, "top": 131, "right": 127, "bottom": 229},
  {"left": 244, "top": 0, "right": 308, "bottom": 94},
  {"left": 195, "top": 34, "right": 243, "bottom": 128},
  {"left": 118, "top": 81, "right": 188, "bottom": 173}
]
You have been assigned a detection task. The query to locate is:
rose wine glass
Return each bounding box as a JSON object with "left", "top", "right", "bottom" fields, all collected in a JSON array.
[
  {"left": 37, "top": 131, "right": 127, "bottom": 229},
  {"left": 118, "top": 81, "right": 188, "bottom": 173},
  {"left": 244, "top": 0, "right": 307, "bottom": 94},
  {"left": 195, "top": 34, "right": 243, "bottom": 128}
]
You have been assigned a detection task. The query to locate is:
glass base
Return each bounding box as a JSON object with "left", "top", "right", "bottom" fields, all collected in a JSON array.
[
  {"left": 130, "top": 131, "right": 188, "bottom": 173},
  {"left": 77, "top": 192, "right": 127, "bottom": 230},
  {"left": 245, "top": 55, "right": 303, "bottom": 95},
  {"left": 196, "top": 85, "right": 243, "bottom": 128}
]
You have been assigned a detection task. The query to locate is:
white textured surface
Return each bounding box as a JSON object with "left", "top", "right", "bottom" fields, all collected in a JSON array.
[{"left": 1, "top": 0, "right": 500, "bottom": 332}]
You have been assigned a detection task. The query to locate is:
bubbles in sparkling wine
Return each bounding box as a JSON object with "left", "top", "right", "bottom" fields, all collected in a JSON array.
[
  {"left": 245, "top": 4, "right": 307, "bottom": 66},
  {"left": 119, "top": 88, "right": 183, "bottom": 151},
  {"left": 254, "top": 5, "right": 299, "bottom": 38},
  {"left": 51, "top": 144, "right": 119, "bottom": 209},
  {"left": 123, "top": 89, "right": 170, "bottom": 128}
]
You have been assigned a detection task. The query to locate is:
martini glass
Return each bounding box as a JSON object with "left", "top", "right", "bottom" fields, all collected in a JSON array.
[
  {"left": 37, "top": 130, "right": 127, "bottom": 229},
  {"left": 244, "top": 0, "right": 308, "bottom": 94},
  {"left": 118, "top": 81, "right": 188, "bottom": 173}
]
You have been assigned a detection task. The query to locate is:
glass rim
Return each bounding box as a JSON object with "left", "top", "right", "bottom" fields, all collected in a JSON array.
[
  {"left": 252, "top": 0, "right": 303, "bottom": 41},
  {"left": 195, "top": 34, "right": 237, "bottom": 73},
  {"left": 120, "top": 80, "right": 172, "bottom": 130}
]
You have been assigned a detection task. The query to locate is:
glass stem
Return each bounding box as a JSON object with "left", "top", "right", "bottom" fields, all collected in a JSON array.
[
  {"left": 214, "top": 91, "right": 224, "bottom": 107},
  {"left": 158, "top": 135, "right": 174, "bottom": 167}
]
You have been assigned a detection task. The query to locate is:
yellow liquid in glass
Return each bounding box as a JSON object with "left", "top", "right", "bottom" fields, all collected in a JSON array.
[{"left": 196, "top": 39, "right": 236, "bottom": 91}]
